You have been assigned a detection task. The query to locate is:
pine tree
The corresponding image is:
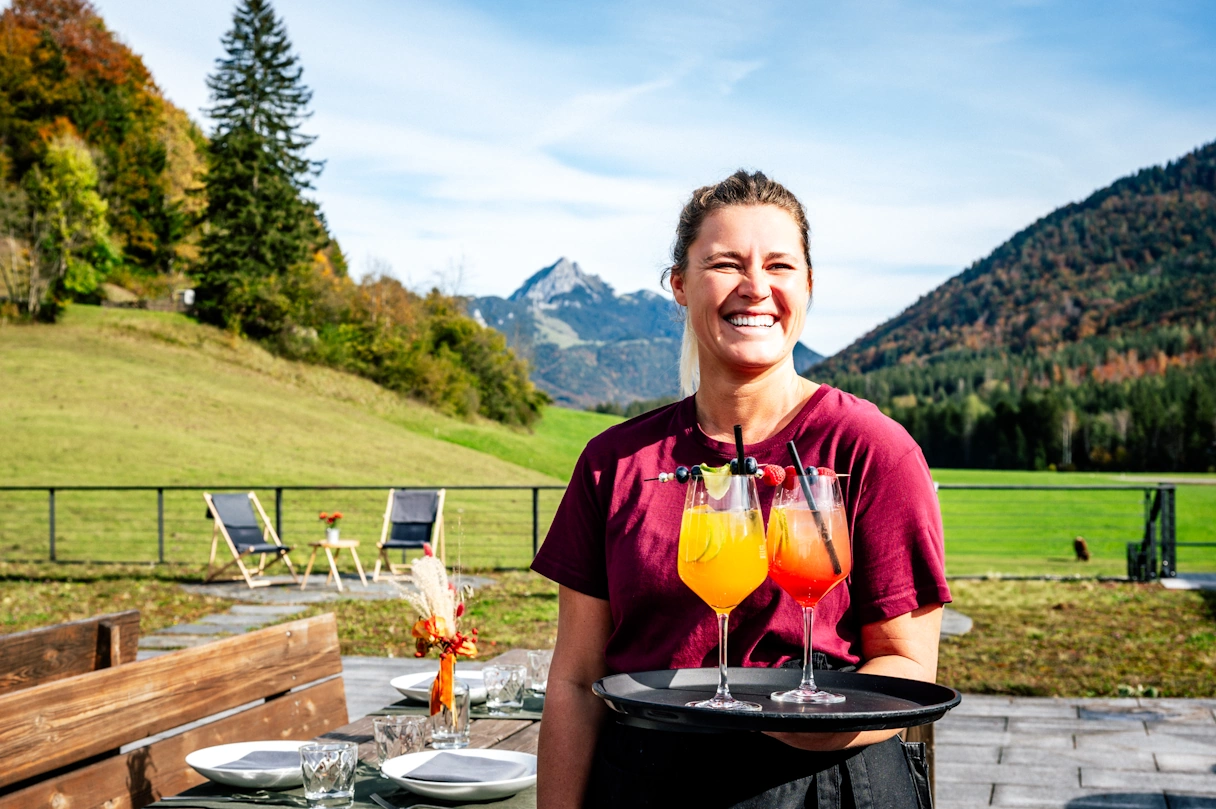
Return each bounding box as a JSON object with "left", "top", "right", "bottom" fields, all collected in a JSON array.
[{"left": 196, "top": 0, "right": 323, "bottom": 336}]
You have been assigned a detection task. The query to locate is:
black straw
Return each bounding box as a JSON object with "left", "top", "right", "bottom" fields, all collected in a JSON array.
[
  {"left": 733, "top": 425, "right": 746, "bottom": 476},
  {"left": 785, "top": 441, "right": 842, "bottom": 576}
]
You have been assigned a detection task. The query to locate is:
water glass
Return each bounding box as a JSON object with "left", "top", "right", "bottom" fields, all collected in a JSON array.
[
  {"left": 527, "top": 649, "right": 552, "bottom": 694},
  {"left": 372, "top": 715, "right": 427, "bottom": 765},
  {"left": 429, "top": 680, "right": 470, "bottom": 749},
  {"left": 483, "top": 664, "right": 526, "bottom": 715},
  {"left": 300, "top": 741, "right": 357, "bottom": 807}
]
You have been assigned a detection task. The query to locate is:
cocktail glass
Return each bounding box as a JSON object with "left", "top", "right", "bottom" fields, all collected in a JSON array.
[
  {"left": 677, "top": 471, "right": 768, "bottom": 711},
  {"left": 767, "top": 466, "right": 852, "bottom": 703}
]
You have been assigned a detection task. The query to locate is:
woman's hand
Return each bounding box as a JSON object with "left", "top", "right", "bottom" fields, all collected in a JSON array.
[
  {"left": 536, "top": 586, "right": 613, "bottom": 809},
  {"left": 763, "top": 603, "right": 944, "bottom": 751}
]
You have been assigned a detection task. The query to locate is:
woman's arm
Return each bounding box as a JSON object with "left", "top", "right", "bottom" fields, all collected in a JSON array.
[
  {"left": 764, "top": 602, "right": 944, "bottom": 752},
  {"left": 536, "top": 585, "right": 614, "bottom": 809}
]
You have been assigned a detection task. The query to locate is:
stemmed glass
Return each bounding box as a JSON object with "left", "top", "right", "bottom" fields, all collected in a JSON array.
[
  {"left": 766, "top": 442, "right": 852, "bottom": 703},
  {"left": 677, "top": 469, "right": 768, "bottom": 711}
]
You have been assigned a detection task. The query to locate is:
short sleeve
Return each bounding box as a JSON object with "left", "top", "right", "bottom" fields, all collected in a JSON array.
[
  {"left": 530, "top": 447, "right": 610, "bottom": 600},
  {"left": 847, "top": 447, "right": 951, "bottom": 626}
]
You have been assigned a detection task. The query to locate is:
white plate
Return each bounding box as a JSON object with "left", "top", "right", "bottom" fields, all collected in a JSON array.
[
  {"left": 381, "top": 749, "right": 537, "bottom": 801},
  {"left": 184, "top": 740, "right": 307, "bottom": 789},
  {"left": 390, "top": 670, "right": 487, "bottom": 704}
]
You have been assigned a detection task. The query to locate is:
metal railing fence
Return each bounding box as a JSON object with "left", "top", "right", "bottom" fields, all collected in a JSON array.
[
  {"left": 0, "top": 485, "right": 566, "bottom": 570},
  {"left": 0, "top": 482, "right": 1207, "bottom": 577}
]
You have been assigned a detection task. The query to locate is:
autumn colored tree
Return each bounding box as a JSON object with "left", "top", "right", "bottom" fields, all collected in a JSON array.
[{"left": 195, "top": 0, "right": 324, "bottom": 337}]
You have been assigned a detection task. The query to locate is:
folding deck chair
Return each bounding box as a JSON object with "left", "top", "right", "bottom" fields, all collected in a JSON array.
[
  {"left": 373, "top": 489, "right": 446, "bottom": 580},
  {"left": 204, "top": 492, "right": 298, "bottom": 588}
]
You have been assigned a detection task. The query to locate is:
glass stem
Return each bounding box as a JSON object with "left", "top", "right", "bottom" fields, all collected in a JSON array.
[
  {"left": 715, "top": 611, "right": 732, "bottom": 701},
  {"left": 799, "top": 606, "right": 817, "bottom": 692}
]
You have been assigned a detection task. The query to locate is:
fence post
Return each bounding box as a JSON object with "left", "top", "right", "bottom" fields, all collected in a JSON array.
[
  {"left": 532, "top": 487, "right": 540, "bottom": 558},
  {"left": 48, "top": 488, "right": 56, "bottom": 562},
  {"left": 157, "top": 488, "right": 165, "bottom": 564},
  {"left": 275, "top": 488, "right": 283, "bottom": 542},
  {"left": 1159, "top": 484, "right": 1176, "bottom": 578}
]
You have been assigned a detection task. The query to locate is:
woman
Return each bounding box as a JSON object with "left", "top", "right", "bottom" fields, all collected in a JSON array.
[{"left": 531, "top": 170, "right": 950, "bottom": 809}]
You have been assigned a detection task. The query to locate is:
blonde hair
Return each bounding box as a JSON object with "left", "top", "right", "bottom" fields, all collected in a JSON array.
[{"left": 664, "top": 170, "right": 812, "bottom": 396}]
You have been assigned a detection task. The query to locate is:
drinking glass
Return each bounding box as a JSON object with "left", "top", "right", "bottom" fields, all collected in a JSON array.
[
  {"left": 300, "top": 741, "right": 357, "bottom": 807},
  {"left": 527, "top": 649, "right": 552, "bottom": 694},
  {"left": 677, "top": 472, "right": 768, "bottom": 711},
  {"left": 372, "top": 715, "right": 426, "bottom": 766},
  {"left": 483, "top": 664, "right": 527, "bottom": 715},
  {"left": 766, "top": 468, "right": 852, "bottom": 703},
  {"left": 429, "top": 680, "right": 470, "bottom": 748}
]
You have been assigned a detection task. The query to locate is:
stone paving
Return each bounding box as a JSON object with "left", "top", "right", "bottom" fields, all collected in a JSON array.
[{"left": 935, "top": 694, "right": 1216, "bottom": 808}]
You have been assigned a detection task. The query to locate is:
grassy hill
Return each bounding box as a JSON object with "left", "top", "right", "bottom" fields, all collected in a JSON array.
[{"left": 0, "top": 306, "right": 619, "bottom": 566}]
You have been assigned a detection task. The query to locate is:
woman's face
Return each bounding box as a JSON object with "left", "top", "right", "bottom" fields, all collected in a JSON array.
[{"left": 672, "top": 204, "right": 810, "bottom": 377}]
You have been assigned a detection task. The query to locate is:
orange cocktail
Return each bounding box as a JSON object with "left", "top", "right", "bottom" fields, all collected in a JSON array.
[
  {"left": 676, "top": 468, "right": 767, "bottom": 711},
  {"left": 679, "top": 506, "right": 768, "bottom": 613}
]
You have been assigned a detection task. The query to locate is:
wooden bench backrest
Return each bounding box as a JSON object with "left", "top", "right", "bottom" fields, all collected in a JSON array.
[
  {"left": 0, "top": 613, "right": 348, "bottom": 809},
  {"left": 0, "top": 609, "right": 140, "bottom": 695}
]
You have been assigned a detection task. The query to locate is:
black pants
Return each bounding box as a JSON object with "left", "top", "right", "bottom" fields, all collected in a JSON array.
[{"left": 584, "top": 721, "right": 931, "bottom": 809}]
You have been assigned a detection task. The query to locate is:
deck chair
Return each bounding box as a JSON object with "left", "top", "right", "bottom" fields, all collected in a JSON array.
[
  {"left": 204, "top": 492, "right": 298, "bottom": 588},
  {"left": 373, "top": 489, "right": 446, "bottom": 580}
]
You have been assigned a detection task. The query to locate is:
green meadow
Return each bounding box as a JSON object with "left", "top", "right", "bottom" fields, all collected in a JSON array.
[{"left": 1, "top": 305, "right": 1213, "bottom": 575}]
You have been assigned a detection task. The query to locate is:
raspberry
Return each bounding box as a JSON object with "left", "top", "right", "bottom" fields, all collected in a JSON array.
[
  {"left": 782, "top": 466, "right": 799, "bottom": 490},
  {"left": 759, "top": 464, "right": 785, "bottom": 487}
]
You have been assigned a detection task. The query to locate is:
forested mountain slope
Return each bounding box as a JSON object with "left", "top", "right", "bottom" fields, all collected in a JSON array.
[{"left": 817, "top": 141, "right": 1216, "bottom": 472}]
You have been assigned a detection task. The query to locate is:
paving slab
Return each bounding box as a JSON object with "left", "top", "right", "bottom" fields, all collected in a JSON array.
[
  {"left": 939, "top": 761, "right": 1080, "bottom": 787},
  {"left": 1155, "top": 753, "right": 1216, "bottom": 773},
  {"left": 954, "top": 698, "right": 1079, "bottom": 719},
  {"left": 196, "top": 614, "right": 267, "bottom": 630},
  {"left": 1012, "top": 717, "right": 1154, "bottom": 734},
  {"left": 992, "top": 784, "right": 1167, "bottom": 808},
  {"left": 935, "top": 780, "right": 994, "bottom": 807},
  {"left": 939, "top": 714, "right": 1010, "bottom": 732},
  {"left": 1160, "top": 574, "right": 1216, "bottom": 592},
  {"left": 938, "top": 727, "right": 1076, "bottom": 749},
  {"left": 136, "top": 634, "right": 216, "bottom": 650},
  {"left": 1078, "top": 731, "right": 1216, "bottom": 755},
  {"left": 1083, "top": 769, "right": 1216, "bottom": 792},
  {"left": 1001, "top": 747, "right": 1158, "bottom": 770},
  {"left": 178, "top": 573, "right": 495, "bottom": 604},
  {"left": 228, "top": 604, "right": 309, "bottom": 616},
  {"left": 941, "top": 606, "right": 974, "bottom": 637},
  {"left": 154, "top": 622, "right": 236, "bottom": 636},
  {"left": 936, "top": 743, "right": 1001, "bottom": 764}
]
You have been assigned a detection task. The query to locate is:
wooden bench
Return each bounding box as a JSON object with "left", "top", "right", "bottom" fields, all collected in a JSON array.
[
  {"left": 0, "top": 613, "right": 348, "bottom": 809},
  {"left": 0, "top": 609, "right": 141, "bottom": 696}
]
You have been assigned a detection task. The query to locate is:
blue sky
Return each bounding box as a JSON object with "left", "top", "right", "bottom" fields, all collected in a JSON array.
[{"left": 90, "top": 0, "right": 1216, "bottom": 355}]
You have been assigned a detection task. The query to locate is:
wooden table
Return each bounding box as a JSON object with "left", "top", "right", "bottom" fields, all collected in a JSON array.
[
  {"left": 299, "top": 538, "right": 369, "bottom": 592},
  {"left": 146, "top": 650, "right": 540, "bottom": 808}
]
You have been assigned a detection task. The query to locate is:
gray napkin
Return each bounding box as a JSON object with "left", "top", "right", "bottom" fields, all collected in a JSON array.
[
  {"left": 404, "top": 752, "right": 532, "bottom": 783},
  {"left": 217, "top": 751, "right": 302, "bottom": 770}
]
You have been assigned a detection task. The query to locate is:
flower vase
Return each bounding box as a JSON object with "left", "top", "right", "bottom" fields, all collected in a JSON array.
[
  {"left": 429, "top": 653, "right": 469, "bottom": 748},
  {"left": 326, "top": 527, "right": 339, "bottom": 542}
]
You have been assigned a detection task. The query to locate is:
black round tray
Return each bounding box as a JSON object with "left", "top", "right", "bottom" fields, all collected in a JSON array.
[{"left": 593, "top": 668, "right": 961, "bottom": 733}]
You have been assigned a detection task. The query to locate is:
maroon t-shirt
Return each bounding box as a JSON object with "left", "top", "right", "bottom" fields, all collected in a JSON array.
[{"left": 531, "top": 384, "right": 951, "bottom": 674}]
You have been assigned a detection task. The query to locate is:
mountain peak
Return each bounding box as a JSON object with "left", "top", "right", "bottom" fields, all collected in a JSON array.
[{"left": 508, "top": 257, "right": 612, "bottom": 307}]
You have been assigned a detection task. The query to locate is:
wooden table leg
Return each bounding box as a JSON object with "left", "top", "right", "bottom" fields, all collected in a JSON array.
[
  {"left": 349, "top": 546, "right": 368, "bottom": 587},
  {"left": 300, "top": 548, "right": 320, "bottom": 590},
  {"left": 324, "top": 546, "right": 344, "bottom": 593}
]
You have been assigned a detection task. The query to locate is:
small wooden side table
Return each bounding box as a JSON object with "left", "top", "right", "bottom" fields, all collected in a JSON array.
[{"left": 299, "top": 539, "right": 368, "bottom": 592}]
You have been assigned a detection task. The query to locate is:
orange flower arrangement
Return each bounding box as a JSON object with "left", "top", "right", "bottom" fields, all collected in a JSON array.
[
  {"left": 402, "top": 543, "right": 478, "bottom": 716},
  {"left": 318, "top": 511, "right": 343, "bottom": 528}
]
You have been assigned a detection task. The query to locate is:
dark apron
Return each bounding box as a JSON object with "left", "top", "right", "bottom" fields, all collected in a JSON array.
[{"left": 584, "top": 655, "right": 933, "bottom": 809}]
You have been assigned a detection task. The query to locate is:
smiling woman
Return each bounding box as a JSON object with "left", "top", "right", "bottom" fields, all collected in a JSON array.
[{"left": 530, "top": 170, "right": 951, "bottom": 809}]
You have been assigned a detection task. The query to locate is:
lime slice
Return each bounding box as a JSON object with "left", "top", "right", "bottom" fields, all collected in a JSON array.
[
  {"left": 693, "top": 517, "right": 723, "bottom": 563},
  {"left": 700, "top": 463, "right": 732, "bottom": 500}
]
